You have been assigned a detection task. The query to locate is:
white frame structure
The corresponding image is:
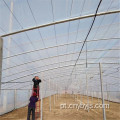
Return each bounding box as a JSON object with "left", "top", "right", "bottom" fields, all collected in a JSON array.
[{"left": 0, "top": 37, "right": 3, "bottom": 90}]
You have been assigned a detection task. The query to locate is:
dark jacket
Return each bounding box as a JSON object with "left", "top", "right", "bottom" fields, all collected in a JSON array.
[
  {"left": 32, "top": 78, "right": 41, "bottom": 88},
  {"left": 28, "top": 96, "right": 38, "bottom": 108}
]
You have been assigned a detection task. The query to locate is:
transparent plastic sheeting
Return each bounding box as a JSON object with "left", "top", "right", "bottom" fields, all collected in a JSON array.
[
  {"left": 0, "top": 89, "right": 57, "bottom": 115},
  {"left": 0, "top": 90, "right": 29, "bottom": 115},
  {"left": 0, "top": 90, "right": 14, "bottom": 115},
  {"left": 0, "top": 0, "right": 120, "bottom": 116},
  {"left": 0, "top": 0, "right": 119, "bottom": 35},
  {"left": 0, "top": 90, "right": 120, "bottom": 115}
]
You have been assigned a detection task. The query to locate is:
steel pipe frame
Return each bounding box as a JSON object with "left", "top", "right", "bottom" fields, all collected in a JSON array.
[
  {"left": 1, "top": 71, "right": 86, "bottom": 89},
  {"left": 0, "top": 37, "right": 3, "bottom": 90},
  {"left": 2, "top": 56, "right": 118, "bottom": 79},
  {"left": 1, "top": 87, "right": 119, "bottom": 91},
  {"left": 1, "top": 63, "right": 118, "bottom": 89},
  {"left": 1, "top": 61, "right": 118, "bottom": 89},
  {"left": 1, "top": 62, "right": 119, "bottom": 85},
  {"left": 2, "top": 22, "right": 119, "bottom": 51},
  {"left": 42, "top": 64, "right": 118, "bottom": 81},
  {"left": 3, "top": 37, "right": 120, "bottom": 59},
  {"left": 1, "top": 71, "right": 100, "bottom": 85},
  {"left": 99, "top": 63, "right": 106, "bottom": 120},
  {"left": 3, "top": 65, "right": 119, "bottom": 90},
  {"left": 1, "top": 10, "right": 120, "bottom": 38},
  {"left": 1, "top": 63, "right": 118, "bottom": 88},
  {"left": 5, "top": 78, "right": 119, "bottom": 90},
  {"left": 1, "top": 63, "right": 120, "bottom": 90},
  {"left": 2, "top": 75, "right": 119, "bottom": 90},
  {"left": 6, "top": 75, "right": 118, "bottom": 90},
  {"left": 2, "top": 48, "right": 120, "bottom": 71},
  {"left": 1, "top": 10, "right": 119, "bottom": 90}
]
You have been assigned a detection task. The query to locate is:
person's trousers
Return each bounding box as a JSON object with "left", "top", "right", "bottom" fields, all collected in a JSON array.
[
  {"left": 34, "top": 87, "right": 39, "bottom": 97},
  {"left": 27, "top": 107, "right": 35, "bottom": 120}
]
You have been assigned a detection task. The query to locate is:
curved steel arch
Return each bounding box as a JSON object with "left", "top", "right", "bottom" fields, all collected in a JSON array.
[
  {"left": 3, "top": 37, "right": 119, "bottom": 59},
  {"left": 2, "top": 62, "right": 119, "bottom": 85},
  {"left": 1, "top": 10, "right": 120, "bottom": 37},
  {"left": 2, "top": 48, "right": 120, "bottom": 71},
  {"left": 3, "top": 56, "right": 118, "bottom": 79}
]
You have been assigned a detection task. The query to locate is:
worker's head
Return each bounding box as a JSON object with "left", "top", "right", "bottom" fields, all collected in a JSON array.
[
  {"left": 35, "top": 76, "right": 39, "bottom": 80},
  {"left": 33, "top": 92, "right": 37, "bottom": 97}
]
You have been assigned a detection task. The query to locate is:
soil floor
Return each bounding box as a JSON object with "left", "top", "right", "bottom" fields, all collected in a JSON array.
[{"left": 0, "top": 94, "right": 120, "bottom": 120}]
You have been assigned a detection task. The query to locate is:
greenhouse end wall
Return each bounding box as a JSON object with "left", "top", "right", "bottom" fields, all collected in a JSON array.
[
  {"left": 0, "top": 89, "right": 120, "bottom": 115},
  {"left": 0, "top": 37, "right": 3, "bottom": 90}
]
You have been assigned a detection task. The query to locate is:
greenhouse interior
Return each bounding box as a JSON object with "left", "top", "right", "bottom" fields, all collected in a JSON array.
[{"left": 0, "top": 0, "right": 120, "bottom": 120}]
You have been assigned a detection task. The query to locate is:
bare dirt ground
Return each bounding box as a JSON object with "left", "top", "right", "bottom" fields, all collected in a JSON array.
[{"left": 0, "top": 94, "right": 120, "bottom": 120}]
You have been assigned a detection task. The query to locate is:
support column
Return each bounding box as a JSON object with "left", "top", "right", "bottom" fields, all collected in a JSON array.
[
  {"left": 54, "top": 94, "right": 55, "bottom": 108},
  {"left": 6, "top": 0, "right": 13, "bottom": 76},
  {"left": 99, "top": 63, "right": 106, "bottom": 120},
  {"left": 0, "top": 37, "right": 3, "bottom": 90},
  {"left": 14, "top": 89, "right": 17, "bottom": 109},
  {"left": 3, "top": 90, "right": 7, "bottom": 111},
  {"left": 40, "top": 83, "right": 43, "bottom": 120},
  {"left": 49, "top": 79, "right": 51, "bottom": 111},
  {"left": 86, "top": 71, "right": 89, "bottom": 112}
]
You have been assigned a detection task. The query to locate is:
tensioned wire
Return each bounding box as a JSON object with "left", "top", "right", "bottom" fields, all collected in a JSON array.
[
  {"left": 2, "top": 58, "right": 118, "bottom": 87},
  {"left": 84, "top": 0, "right": 116, "bottom": 68},
  {"left": 1, "top": 47, "right": 119, "bottom": 85},
  {"left": 3, "top": 22, "right": 119, "bottom": 59},
  {"left": 26, "top": 0, "right": 52, "bottom": 63},
  {"left": 2, "top": 0, "right": 62, "bottom": 82},
  {"left": 0, "top": 0, "right": 119, "bottom": 90},
  {"left": 50, "top": 0, "right": 60, "bottom": 68},
  {"left": 67, "top": 0, "right": 119, "bottom": 88},
  {"left": 2, "top": 0, "right": 50, "bottom": 73},
  {"left": 70, "top": 0, "right": 86, "bottom": 65},
  {"left": 2, "top": 36, "right": 119, "bottom": 65},
  {"left": 1, "top": 35, "right": 118, "bottom": 80},
  {"left": 0, "top": 28, "right": 40, "bottom": 73},
  {"left": 65, "top": 0, "right": 74, "bottom": 65},
  {"left": 2, "top": 21, "right": 119, "bottom": 50},
  {"left": 66, "top": 0, "right": 101, "bottom": 88},
  {"left": 2, "top": 47, "right": 119, "bottom": 73},
  {"left": 2, "top": 0, "right": 36, "bottom": 49},
  {"left": 1, "top": 19, "right": 118, "bottom": 79},
  {"left": 1, "top": 47, "right": 119, "bottom": 82},
  {"left": 2, "top": 62, "right": 119, "bottom": 89},
  {"left": 0, "top": 2, "right": 43, "bottom": 77},
  {"left": 0, "top": 2, "right": 119, "bottom": 107},
  {"left": 5, "top": 67, "right": 119, "bottom": 90},
  {"left": 26, "top": 0, "right": 62, "bottom": 91},
  {"left": 65, "top": 0, "right": 86, "bottom": 83},
  {"left": 2, "top": 62, "right": 117, "bottom": 85},
  {"left": 3, "top": 59, "right": 118, "bottom": 80},
  {"left": 1, "top": 15, "right": 118, "bottom": 63}
]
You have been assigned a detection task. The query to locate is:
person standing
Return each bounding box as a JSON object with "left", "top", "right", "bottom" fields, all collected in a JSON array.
[
  {"left": 27, "top": 92, "right": 38, "bottom": 120},
  {"left": 32, "top": 76, "right": 42, "bottom": 97}
]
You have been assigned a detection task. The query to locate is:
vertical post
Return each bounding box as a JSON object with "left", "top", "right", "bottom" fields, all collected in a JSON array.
[
  {"left": 99, "top": 63, "right": 106, "bottom": 120},
  {"left": 54, "top": 94, "right": 55, "bottom": 108},
  {"left": 106, "top": 79, "right": 109, "bottom": 104},
  {"left": 98, "top": 86, "right": 100, "bottom": 103},
  {"left": 14, "top": 89, "right": 17, "bottom": 109},
  {"left": 0, "top": 37, "right": 3, "bottom": 90},
  {"left": 3, "top": 90, "right": 7, "bottom": 111},
  {"left": 56, "top": 81, "right": 58, "bottom": 100},
  {"left": 6, "top": 0, "right": 13, "bottom": 76},
  {"left": 40, "top": 83, "right": 43, "bottom": 120},
  {"left": 92, "top": 88, "right": 93, "bottom": 104},
  {"left": 54, "top": 81, "right": 55, "bottom": 108},
  {"left": 86, "top": 71, "right": 89, "bottom": 112},
  {"left": 49, "top": 79, "right": 51, "bottom": 111},
  {"left": 80, "top": 92, "right": 81, "bottom": 103}
]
